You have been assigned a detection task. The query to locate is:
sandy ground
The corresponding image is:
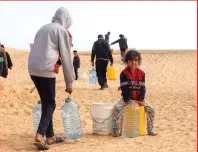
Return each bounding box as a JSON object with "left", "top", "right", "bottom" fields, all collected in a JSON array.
[{"left": 0, "top": 49, "right": 196, "bottom": 152}]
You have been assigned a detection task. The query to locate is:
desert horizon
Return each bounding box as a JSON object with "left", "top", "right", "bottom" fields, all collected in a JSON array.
[{"left": 0, "top": 48, "right": 196, "bottom": 152}]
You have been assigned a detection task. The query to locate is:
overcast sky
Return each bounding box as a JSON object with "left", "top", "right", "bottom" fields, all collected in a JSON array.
[{"left": 0, "top": 1, "right": 196, "bottom": 51}]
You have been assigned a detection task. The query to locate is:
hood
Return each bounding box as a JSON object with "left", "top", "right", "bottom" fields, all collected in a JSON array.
[{"left": 52, "top": 7, "right": 72, "bottom": 29}]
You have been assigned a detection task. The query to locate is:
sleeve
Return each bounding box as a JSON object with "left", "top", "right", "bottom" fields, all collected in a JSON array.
[
  {"left": 137, "top": 74, "right": 146, "bottom": 101},
  {"left": 110, "top": 39, "right": 119, "bottom": 45},
  {"left": 107, "top": 44, "right": 113, "bottom": 64},
  {"left": 124, "top": 38, "right": 128, "bottom": 48},
  {"left": 120, "top": 72, "right": 131, "bottom": 102},
  {"left": 58, "top": 28, "right": 75, "bottom": 89},
  {"left": 6, "top": 52, "right": 13, "bottom": 68},
  {"left": 91, "top": 42, "right": 96, "bottom": 62}
]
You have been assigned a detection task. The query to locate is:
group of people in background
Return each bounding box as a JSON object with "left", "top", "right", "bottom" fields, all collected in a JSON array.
[
  {"left": 104, "top": 31, "right": 128, "bottom": 60},
  {"left": 73, "top": 31, "right": 129, "bottom": 89},
  {"left": 90, "top": 31, "right": 128, "bottom": 90}
]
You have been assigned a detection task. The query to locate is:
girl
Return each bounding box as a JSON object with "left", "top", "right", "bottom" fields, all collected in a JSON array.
[{"left": 113, "top": 49, "right": 157, "bottom": 137}]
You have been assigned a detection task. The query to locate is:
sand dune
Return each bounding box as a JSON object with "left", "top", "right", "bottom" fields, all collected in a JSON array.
[{"left": 0, "top": 49, "right": 196, "bottom": 152}]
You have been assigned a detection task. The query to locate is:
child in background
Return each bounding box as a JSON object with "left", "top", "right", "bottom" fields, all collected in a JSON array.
[
  {"left": 0, "top": 44, "right": 13, "bottom": 78},
  {"left": 73, "top": 50, "right": 80, "bottom": 80},
  {"left": 113, "top": 49, "right": 157, "bottom": 137}
]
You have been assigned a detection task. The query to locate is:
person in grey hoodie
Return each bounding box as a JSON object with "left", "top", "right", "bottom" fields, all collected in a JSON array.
[{"left": 28, "top": 7, "right": 75, "bottom": 150}]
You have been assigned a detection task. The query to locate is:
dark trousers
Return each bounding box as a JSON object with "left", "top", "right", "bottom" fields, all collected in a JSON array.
[
  {"left": 120, "top": 48, "right": 126, "bottom": 59},
  {"left": 74, "top": 67, "right": 78, "bottom": 80},
  {"left": 95, "top": 59, "right": 108, "bottom": 87},
  {"left": 30, "top": 75, "right": 56, "bottom": 138}
]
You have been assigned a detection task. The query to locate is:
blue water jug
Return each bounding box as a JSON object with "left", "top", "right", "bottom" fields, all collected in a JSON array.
[
  {"left": 61, "top": 97, "right": 83, "bottom": 139},
  {"left": 32, "top": 100, "right": 46, "bottom": 140},
  {"left": 89, "top": 67, "right": 97, "bottom": 84}
]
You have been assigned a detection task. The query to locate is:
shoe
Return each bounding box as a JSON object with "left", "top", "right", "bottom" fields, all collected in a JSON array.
[
  {"left": 104, "top": 83, "right": 108, "bottom": 88},
  {"left": 99, "top": 86, "right": 105, "bottom": 90}
]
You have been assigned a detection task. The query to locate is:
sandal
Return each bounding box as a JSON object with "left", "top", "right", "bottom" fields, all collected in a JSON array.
[
  {"left": 33, "top": 141, "right": 49, "bottom": 150},
  {"left": 148, "top": 132, "right": 158, "bottom": 136},
  {"left": 46, "top": 136, "right": 64, "bottom": 145}
]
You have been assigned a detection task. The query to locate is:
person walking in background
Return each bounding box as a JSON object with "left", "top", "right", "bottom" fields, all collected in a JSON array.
[
  {"left": 73, "top": 50, "right": 80, "bottom": 80},
  {"left": 110, "top": 34, "right": 128, "bottom": 60},
  {"left": 0, "top": 43, "right": 8, "bottom": 76},
  {"left": 91, "top": 34, "right": 113, "bottom": 90},
  {"left": 28, "top": 7, "right": 75, "bottom": 150},
  {"left": 0, "top": 43, "right": 8, "bottom": 100},
  {"left": 0, "top": 44, "right": 13, "bottom": 78},
  {"left": 105, "top": 31, "right": 111, "bottom": 44}
]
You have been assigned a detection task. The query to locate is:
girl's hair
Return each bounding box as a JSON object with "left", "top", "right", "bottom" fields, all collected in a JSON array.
[{"left": 124, "top": 49, "right": 142, "bottom": 65}]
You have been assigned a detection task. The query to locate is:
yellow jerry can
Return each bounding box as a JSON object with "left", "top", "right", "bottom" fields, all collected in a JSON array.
[
  {"left": 122, "top": 101, "right": 146, "bottom": 137},
  {"left": 107, "top": 66, "right": 117, "bottom": 80},
  {"left": 111, "top": 49, "right": 115, "bottom": 55}
]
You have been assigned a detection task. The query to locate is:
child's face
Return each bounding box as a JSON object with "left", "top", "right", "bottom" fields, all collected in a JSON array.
[
  {"left": 127, "top": 56, "right": 139, "bottom": 70},
  {"left": 73, "top": 52, "right": 77, "bottom": 56}
]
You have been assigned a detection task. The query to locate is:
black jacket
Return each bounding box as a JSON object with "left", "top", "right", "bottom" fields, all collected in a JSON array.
[
  {"left": 91, "top": 39, "right": 113, "bottom": 64},
  {"left": 1, "top": 51, "right": 13, "bottom": 78},
  {"left": 73, "top": 55, "right": 80, "bottom": 69},
  {"left": 111, "top": 37, "right": 128, "bottom": 50}
]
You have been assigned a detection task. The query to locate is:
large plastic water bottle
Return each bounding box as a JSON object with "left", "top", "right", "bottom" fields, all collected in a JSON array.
[
  {"left": 89, "top": 67, "right": 97, "bottom": 84},
  {"left": 61, "top": 97, "right": 83, "bottom": 139},
  {"left": 122, "top": 100, "right": 140, "bottom": 138},
  {"left": 32, "top": 100, "right": 46, "bottom": 140}
]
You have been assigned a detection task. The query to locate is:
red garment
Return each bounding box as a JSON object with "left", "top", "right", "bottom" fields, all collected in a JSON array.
[{"left": 121, "top": 67, "right": 145, "bottom": 100}]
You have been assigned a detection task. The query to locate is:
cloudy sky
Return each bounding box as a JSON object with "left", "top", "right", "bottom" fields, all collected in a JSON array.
[{"left": 0, "top": 1, "right": 196, "bottom": 51}]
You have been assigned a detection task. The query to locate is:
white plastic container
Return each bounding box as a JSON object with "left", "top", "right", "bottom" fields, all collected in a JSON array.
[
  {"left": 32, "top": 100, "right": 42, "bottom": 136},
  {"left": 32, "top": 100, "right": 46, "bottom": 140},
  {"left": 78, "top": 72, "right": 87, "bottom": 80},
  {"left": 91, "top": 102, "right": 116, "bottom": 135}
]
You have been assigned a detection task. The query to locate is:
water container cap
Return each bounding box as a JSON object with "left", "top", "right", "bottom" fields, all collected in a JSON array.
[
  {"left": 38, "top": 100, "right": 41, "bottom": 104},
  {"left": 65, "top": 98, "right": 71, "bottom": 103}
]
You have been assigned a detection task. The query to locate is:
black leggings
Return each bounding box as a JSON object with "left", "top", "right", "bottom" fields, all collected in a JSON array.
[
  {"left": 74, "top": 67, "right": 78, "bottom": 80},
  {"left": 31, "top": 75, "right": 56, "bottom": 138}
]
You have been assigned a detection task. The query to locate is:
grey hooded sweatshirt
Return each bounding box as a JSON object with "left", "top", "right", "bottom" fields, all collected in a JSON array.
[{"left": 28, "top": 7, "right": 74, "bottom": 88}]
